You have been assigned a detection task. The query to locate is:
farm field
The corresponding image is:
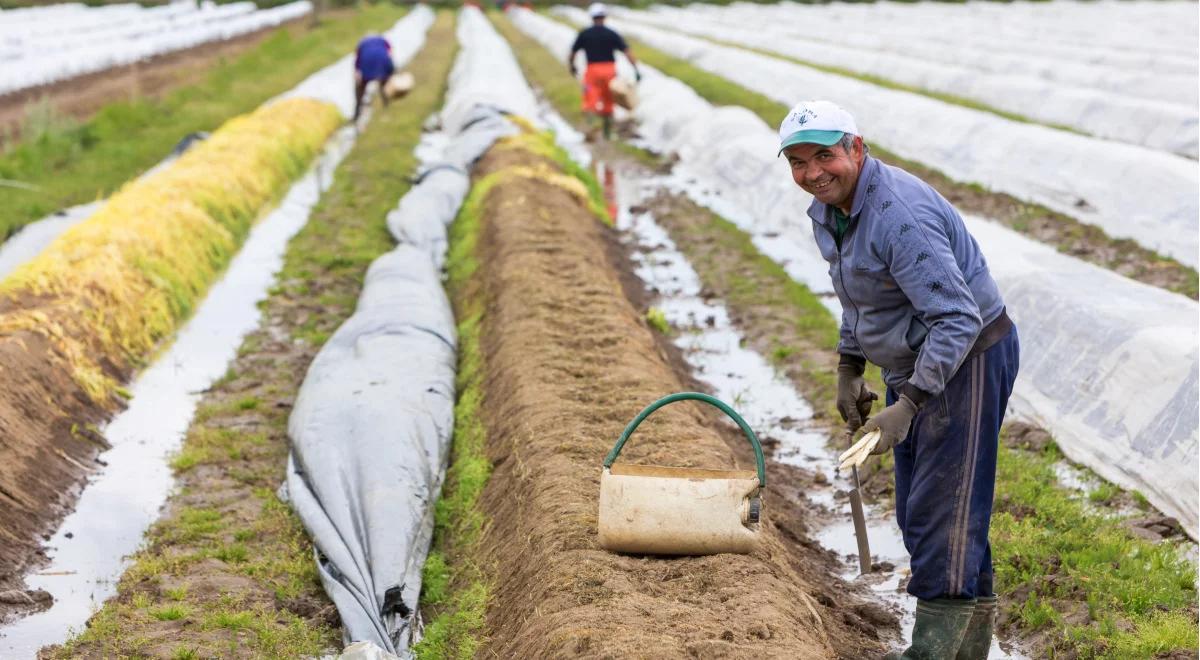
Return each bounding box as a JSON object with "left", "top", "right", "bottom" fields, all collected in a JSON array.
[{"left": 0, "top": 2, "right": 1195, "bottom": 659}]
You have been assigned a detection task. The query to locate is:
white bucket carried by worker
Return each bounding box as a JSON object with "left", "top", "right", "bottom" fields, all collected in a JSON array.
[
  {"left": 598, "top": 392, "right": 765, "bottom": 555},
  {"left": 610, "top": 76, "right": 638, "bottom": 111},
  {"left": 383, "top": 71, "right": 415, "bottom": 100}
]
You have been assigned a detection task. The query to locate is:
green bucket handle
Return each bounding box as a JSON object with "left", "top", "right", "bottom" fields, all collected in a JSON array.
[{"left": 603, "top": 392, "right": 766, "bottom": 488}]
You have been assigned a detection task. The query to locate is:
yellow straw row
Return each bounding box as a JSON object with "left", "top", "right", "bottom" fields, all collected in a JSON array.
[{"left": 0, "top": 98, "right": 342, "bottom": 403}]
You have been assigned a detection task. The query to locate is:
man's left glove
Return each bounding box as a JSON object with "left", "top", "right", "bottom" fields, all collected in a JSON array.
[{"left": 860, "top": 394, "right": 918, "bottom": 455}]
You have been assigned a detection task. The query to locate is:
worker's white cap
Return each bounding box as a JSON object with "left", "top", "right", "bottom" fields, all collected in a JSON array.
[
  {"left": 777, "top": 100, "right": 858, "bottom": 156},
  {"left": 588, "top": 2, "right": 607, "bottom": 17}
]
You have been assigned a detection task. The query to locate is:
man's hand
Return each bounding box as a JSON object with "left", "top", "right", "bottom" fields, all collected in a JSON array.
[
  {"left": 836, "top": 361, "right": 877, "bottom": 433},
  {"left": 634, "top": 68, "right": 642, "bottom": 83},
  {"left": 860, "top": 394, "right": 918, "bottom": 455},
  {"left": 569, "top": 64, "right": 578, "bottom": 77}
]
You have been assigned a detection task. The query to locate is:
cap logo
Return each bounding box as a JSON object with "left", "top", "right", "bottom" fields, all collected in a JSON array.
[{"left": 789, "top": 108, "right": 817, "bottom": 127}]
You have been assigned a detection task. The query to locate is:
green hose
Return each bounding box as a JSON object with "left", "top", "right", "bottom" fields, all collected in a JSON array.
[{"left": 603, "top": 392, "right": 767, "bottom": 488}]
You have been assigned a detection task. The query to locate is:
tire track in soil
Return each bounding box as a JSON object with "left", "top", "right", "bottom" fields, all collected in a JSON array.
[{"left": 464, "top": 142, "right": 889, "bottom": 658}]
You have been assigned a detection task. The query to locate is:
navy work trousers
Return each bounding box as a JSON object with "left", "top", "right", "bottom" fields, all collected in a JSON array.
[{"left": 888, "top": 325, "right": 1019, "bottom": 601}]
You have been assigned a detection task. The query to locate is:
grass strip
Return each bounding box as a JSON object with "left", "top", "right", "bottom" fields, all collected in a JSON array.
[
  {"left": 0, "top": 97, "right": 341, "bottom": 403},
  {"left": 414, "top": 125, "right": 609, "bottom": 658},
  {"left": 0, "top": 4, "right": 407, "bottom": 243},
  {"left": 992, "top": 439, "right": 1198, "bottom": 659},
  {"left": 49, "top": 11, "right": 459, "bottom": 658},
  {"left": 541, "top": 11, "right": 1197, "bottom": 299},
  {"left": 414, "top": 186, "right": 490, "bottom": 658},
  {"left": 500, "top": 14, "right": 1198, "bottom": 658}
]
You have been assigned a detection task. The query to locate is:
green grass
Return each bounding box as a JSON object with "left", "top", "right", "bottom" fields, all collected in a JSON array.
[
  {"left": 151, "top": 605, "right": 189, "bottom": 622},
  {"left": 0, "top": 4, "right": 408, "bottom": 243},
  {"left": 992, "top": 432, "right": 1198, "bottom": 658},
  {"left": 645, "top": 307, "right": 669, "bottom": 334},
  {"left": 413, "top": 173, "right": 494, "bottom": 660}
]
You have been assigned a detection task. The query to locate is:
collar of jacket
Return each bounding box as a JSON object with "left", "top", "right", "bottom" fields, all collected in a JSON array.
[{"left": 808, "top": 155, "right": 879, "bottom": 228}]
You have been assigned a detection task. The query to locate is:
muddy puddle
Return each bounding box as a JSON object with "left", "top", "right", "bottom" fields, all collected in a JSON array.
[
  {"left": 0, "top": 126, "right": 356, "bottom": 657},
  {"left": 609, "top": 162, "right": 1025, "bottom": 658}
]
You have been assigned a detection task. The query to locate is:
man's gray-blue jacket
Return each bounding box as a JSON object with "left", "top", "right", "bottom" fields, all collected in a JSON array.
[{"left": 808, "top": 155, "right": 1005, "bottom": 400}]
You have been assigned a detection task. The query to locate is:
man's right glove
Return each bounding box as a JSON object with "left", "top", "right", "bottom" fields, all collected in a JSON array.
[
  {"left": 860, "top": 394, "right": 918, "bottom": 455},
  {"left": 836, "top": 355, "right": 877, "bottom": 433}
]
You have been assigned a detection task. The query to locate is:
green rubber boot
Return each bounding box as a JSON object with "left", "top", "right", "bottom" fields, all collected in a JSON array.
[
  {"left": 883, "top": 598, "right": 976, "bottom": 660},
  {"left": 955, "top": 595, "right": 997, "bottom": 660}
]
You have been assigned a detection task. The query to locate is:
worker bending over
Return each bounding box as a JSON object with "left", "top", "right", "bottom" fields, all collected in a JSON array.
[
  {"left": 569, "top": 3, "right": 640, "bottom": 139},
  {"left": 354, "top": 34, "right": 395, "bottom": 122},
  {"left": 779, "top": 100, "right": 1019, "bottom": 659}
]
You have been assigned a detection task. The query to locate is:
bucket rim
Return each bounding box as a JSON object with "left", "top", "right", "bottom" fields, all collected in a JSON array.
[{"left": 605, "top": 463, "right": 760, "bottom": 481}]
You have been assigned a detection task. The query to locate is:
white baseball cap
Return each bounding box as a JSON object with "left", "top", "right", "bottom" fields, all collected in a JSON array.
[
  {"left": 777, "top": 100, "right": 858, "bottom": 156},
  {"left": 588, "top": 2, "right": 607, "bottom": 17}
]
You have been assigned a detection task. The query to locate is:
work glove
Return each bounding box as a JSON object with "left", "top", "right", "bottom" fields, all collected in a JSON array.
[
  {"left": 860, "top": 394, "right": 918, "bottom": 455},
  {"left": 634, "top": 68, "right": 642, "bottom": 83},
  {"left": 836, "top": 357, "right": 877, "bottom": 434}
]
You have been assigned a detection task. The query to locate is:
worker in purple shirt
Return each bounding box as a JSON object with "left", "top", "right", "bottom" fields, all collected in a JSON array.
[
  {"left": 354, "top": 34, "right": 395, "bottom": 121},
  {"left": 778, "top": 100, "right": 1019, "bottom": 660}
]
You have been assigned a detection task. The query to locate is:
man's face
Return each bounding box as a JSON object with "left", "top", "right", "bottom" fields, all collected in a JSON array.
[{"left": 783, "top": 137, "right": 865, "bottom": 210}]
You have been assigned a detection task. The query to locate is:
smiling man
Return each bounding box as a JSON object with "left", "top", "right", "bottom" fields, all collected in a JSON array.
[{"left": 779, "top": 100, "right": 1019, "bottom": 660}]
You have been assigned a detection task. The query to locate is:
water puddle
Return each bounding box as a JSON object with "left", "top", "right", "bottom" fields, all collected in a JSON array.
[
  {"left": 0, "top": 126, "right": 356, "bottom": 657},
  {"left": 611, "top": 163, "right": 1023, "bottom": 658},
  {"left": 624, "top": 147, "right": 842, "bottom": 319}
]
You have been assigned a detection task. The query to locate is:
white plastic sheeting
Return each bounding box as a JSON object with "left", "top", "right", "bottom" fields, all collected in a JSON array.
[
  {"left": 622, "top": 5, "right": 1198, "bottom": 157},
  {"left": 286, "top": 7, "right": 540, "bottom": 656},
  {"left": 689, "top": 2, "right": 1199, "bottom": 90},
  {"left": 0, "top": 1, "right": 313, "bottom": 96},
  {"left": 285, "top": 244, "right": 458, "bottom": 655},
  {"left": 275, "top": 6, "right": 434, "bottom": 120},
  {"left": 441, "top": 6, "right": 540, "bottom": 133},
  {"left": 969, "top": 221, "right": 1199, "bottom": 539},
  {"left": 554, "top": 7, "right": 1200, "bottom": 268},
  {"left": 515, "top": 8, "right": 1200, "bottom": 538}
]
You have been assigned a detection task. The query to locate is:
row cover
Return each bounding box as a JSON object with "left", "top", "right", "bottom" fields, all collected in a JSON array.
[
  {"left": 0, "top": 0, "right": 312, "bottom": 96},
  {"left": 715, "top": 1, "right": 1198, "bottom": 75},
  {"left": 556, "top": 7, "right": 1199, "bottom": 268},
  {"left": 627, "top": 6, "right": 1197, "bottom": 157},
  {"left": 286, "top": 6, "right": 536, "bottom": 657},
  {"left": 515, "top": 8, "right": 1199, "bottom": 539},
  {"left": 0, "top": 1, "right": 200, "bottom": 40},
  {"left": 665, "top": 3, "right": 1198, "bottom": 110}
]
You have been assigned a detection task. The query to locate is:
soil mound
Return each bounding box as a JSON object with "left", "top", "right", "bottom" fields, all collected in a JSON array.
[{"left": 466, "top": 143, "right": 888, "bottom": 657}]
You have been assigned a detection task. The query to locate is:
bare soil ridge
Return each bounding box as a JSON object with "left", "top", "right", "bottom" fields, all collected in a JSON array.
[{"left": 464, "top": 143, "right": 888, "bottom": 658}]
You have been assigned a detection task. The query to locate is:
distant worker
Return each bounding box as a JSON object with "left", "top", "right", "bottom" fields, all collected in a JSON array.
[
  {"left": 568, "top": 2, "right": 641, "bottom": 139},
  {"left": 354, "top": 34, "right": 395, "bottom": 122},
  {"left": 778, "top": 100, "right": 1018, "bottom": 659}
]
